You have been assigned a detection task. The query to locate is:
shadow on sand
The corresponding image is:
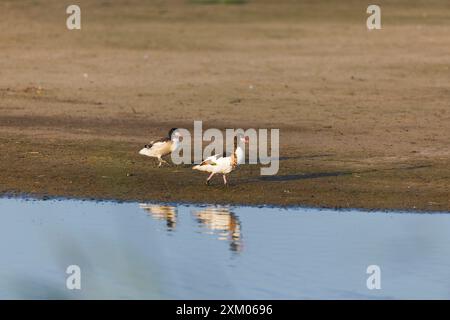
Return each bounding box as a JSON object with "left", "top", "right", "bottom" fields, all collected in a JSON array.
[
  {"left": 241, "top": 164, "right": 432, "bottom": 183},
  {"left": 259, "top": 171, "right": 351, "bottom": 182}
]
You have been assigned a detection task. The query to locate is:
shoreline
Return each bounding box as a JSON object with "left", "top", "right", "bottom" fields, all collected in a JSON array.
[
  {"left": 1, "top": 192, "right": 449, "bottom": 215},
  {"left": 1, "top": 133, "right": 448, "bottom": 213}
]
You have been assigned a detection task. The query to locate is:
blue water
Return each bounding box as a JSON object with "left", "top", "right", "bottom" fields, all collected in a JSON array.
[{"left": 0, "top": 197, "right": 449, "bottom": 299}]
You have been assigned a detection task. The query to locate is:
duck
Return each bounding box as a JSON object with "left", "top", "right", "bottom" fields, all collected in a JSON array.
[
  {"left": 139, "top": 128, "right": 181, "bottom": 167},
  {"left": 193, "top": 134, "right": 249, "bottom": 185}
]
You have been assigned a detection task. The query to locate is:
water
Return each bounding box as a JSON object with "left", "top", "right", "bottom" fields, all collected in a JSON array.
[{"left": 0, "top": 197, "right": 449, "bottom": 299}]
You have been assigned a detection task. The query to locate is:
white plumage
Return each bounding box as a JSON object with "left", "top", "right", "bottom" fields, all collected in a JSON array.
[
  {"left": 139, "top": 128, "right": 181, "bottom": 167},
  {"left": 193, "top": 135, "right": 248, "bottom": 185}
]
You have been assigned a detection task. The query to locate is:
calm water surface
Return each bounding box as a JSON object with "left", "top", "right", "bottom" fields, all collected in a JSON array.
[{"left": 0, "top": 197, "right": 449, "bottom": 299}]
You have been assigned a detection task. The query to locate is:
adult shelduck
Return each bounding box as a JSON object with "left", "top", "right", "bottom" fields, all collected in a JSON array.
[
  {"left": 193, "top": 134, "right": 249, "bottom": 185},
  {"left": 139, "top": 128, "right": 181, "bottom": 167}
]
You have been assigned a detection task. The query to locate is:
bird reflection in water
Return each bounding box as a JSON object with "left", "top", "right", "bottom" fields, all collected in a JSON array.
[
  {"left": 192, "top": 207, "right": 243, "bottom": 253},
  {"left": 139, "top": 204, "right": 177, "bottom": 231}
]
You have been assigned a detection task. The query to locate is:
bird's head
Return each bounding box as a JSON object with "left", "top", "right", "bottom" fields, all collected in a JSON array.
[
  {"left": 235, "top": 134, "right": 249, "bottom": 145},
  {"left": 169, "top": 128, "right": 183, "bottom": 140}
]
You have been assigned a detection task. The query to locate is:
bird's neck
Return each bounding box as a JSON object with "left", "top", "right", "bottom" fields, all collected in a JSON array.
[
  {"left": 171, "top": 138, "right": 180, "bottom": 151},
  {"left": 235, "top": 145, "right": 244, "bottom": 164}
]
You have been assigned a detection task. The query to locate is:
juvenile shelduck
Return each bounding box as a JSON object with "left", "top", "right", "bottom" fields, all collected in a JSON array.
[
  {"left": 193, "top": 135, "right": 249, "bottom": 185},
  {"left": 139, "top": 128, "right": 181, "bottom": 167}
]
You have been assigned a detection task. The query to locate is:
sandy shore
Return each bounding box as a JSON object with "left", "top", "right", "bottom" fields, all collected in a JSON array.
[{"left": 0, "top": 0, "right": 449, "bottom": 211}]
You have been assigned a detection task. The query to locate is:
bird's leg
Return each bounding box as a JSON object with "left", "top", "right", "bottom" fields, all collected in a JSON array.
[
  {"left": 157, "top": 157, "right": 169, "bottom": 167},
  {"left": 223, "top": 174, "right": 228, "bottom": 185},
  {"left": 206, "top": 173, "right": 215, "bottom": 185}
]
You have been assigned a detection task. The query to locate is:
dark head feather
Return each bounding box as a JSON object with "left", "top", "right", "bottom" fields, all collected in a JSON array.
[{"left": 168, "top": 128, "right": 178, "bottom": 138}]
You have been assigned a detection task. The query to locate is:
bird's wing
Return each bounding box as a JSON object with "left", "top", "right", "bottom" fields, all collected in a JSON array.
[
  {"left": 199, "top": 154, "right": 221, "bottom": 166},
  {"left": 200, "top": 159, "right": 217, "bottom": 166},
  {"left": 148, "top": 137, "right": 170, "bottom": 148}
]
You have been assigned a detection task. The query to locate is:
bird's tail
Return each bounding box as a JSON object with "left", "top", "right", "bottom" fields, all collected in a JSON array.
[{"left": 193, "top": 165, "right": 207, "bottom": 171}]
